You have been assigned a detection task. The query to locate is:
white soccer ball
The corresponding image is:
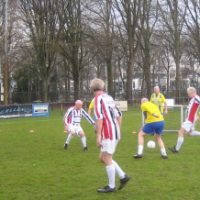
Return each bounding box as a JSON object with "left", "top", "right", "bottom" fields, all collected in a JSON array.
[{"left": 147, "top": 140, "right": 156, "bottom": 149}]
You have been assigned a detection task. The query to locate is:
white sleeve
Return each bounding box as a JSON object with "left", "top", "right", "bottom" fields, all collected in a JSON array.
[
  {"left": 82, "top": 109, "right": 95, "bottom": 125},
  {"left": 63, "top": 107, "right": 73, "bottom": 126}
]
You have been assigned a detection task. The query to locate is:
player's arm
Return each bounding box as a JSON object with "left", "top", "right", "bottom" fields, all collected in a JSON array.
[
  {"left": 96, "top": 119, "right": 103, "bottom": 148},
  {"left": 115, "top": 106, "right": 122, "bottom": 128},
  {"left": 94, "top": 96, "right": 103, "bottom": 147},
  {"left": 162, "top": 94, "right": 168, "bottom": 114},
  {"left": 82, "top": 109, "right": 95, "bottom": 125},
  {"left": 63, "top": 108, "right": 72, "bottom": 131},
  {"left": 141, "top": 104, "right": 159, "bottom": 118}
]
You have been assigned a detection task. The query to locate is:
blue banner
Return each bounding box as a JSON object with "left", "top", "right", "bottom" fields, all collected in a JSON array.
[{"left": 32, "top": 103, "right": 49, "bottom": 117}]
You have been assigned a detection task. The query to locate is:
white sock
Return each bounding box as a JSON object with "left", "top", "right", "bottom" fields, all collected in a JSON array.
[
  {"left": 160, "top": 148, "right": 167, "bottom": 156},
  {"left": 106, "top": 164, "right": 115, "bottom": 188},
  {"left": 190, "top": 130, "right": 200, "bottom": 136},
  {"left": 112, "top": 160, "right": 125, "bottom": 179},
  {"left": 176, "top": 136, "right": 184, "bottom": 151},
  {"left": 81, "top": 136, "right": 87, "bottom": 148},
  {"left": 66, "top": 134, "right": 72, "bottom": 144},
  {"left": 138, "top": 145, "right": 144, "bottom": 155}
]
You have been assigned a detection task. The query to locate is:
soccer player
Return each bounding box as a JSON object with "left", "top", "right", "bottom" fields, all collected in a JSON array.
[
  {"left": 150, "top": 86, "right": 168, "bottom": 114},
  {"left": 133, "top": 98, "right": 168, "bottom": 159},
  {"left": 63, "top": 100, "right": 95, "bottom": 151},
  {"left": 169, "top": 87, "right": 200, "bottom": 153},
  {"left": 88, "top": 98, "right": 94, "bottom": 116},
  {"left": 90, "top": 78, "right": 130, "bottom": 193}
]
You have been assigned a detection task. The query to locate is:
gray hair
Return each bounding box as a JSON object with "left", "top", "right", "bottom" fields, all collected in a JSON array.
[
  {"left": 187, "top": 87, "right": 196, "bottom": 93},
  {"left": 90, "top": 78, "right": 105, "bottom": 92}
]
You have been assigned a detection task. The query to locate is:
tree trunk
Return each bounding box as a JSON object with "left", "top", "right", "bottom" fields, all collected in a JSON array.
[
  {"left": 106, "top": 58, "right": 114, "bottom": 97},
  {"left": 3, "top": 59, "right": 9, "bottom": 105},
  {"left": 73, "top": 74, "right": 80, "bottom": 101},
  {"left": 143, "top": 58, "right": 151, "bottom": 98},
  {"left": 175, "top": 59, "right": 181, "bottom": 103},
  {"left": 166, "top": 68, "right": 170, "bottom": 96},
  {"left": 43, "top": 79, "right": 49, "bottom": 102},
  {"left": 126, "top": 59, "right": 133, "bottom": 103}
]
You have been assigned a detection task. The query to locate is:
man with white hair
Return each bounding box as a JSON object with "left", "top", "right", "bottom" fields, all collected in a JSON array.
[
  {"left": 150, "top": 86, "right": 168, "bottom": 114},
  {"left": 169, "top": 87, "right": 200, "bottom": 153},
  {"left": 134, "top": 98, "right": 168, "bottom": 159},
  {"left": 90, "top": 78, "right": 130, "bottom": 193},
  {"left": 63, "top": 100, "right": 95, "bottom": 151}
]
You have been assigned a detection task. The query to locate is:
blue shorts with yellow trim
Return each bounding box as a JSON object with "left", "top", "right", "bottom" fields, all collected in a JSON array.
[{"left": 142, "top": 121, "right": 165, "bottom": 135}]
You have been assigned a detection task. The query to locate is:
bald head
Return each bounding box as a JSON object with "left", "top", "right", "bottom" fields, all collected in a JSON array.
[
  {"left": 141, "top": 98, "right": 149, "bottom": 104},
  {"left": 187, "top": 87, "right": 197, "bottom": 98},
  {"left": 90, "top": 78, "right": 105, "bottom": 93},
  {"left": 75, "top": 100, "right": 83, "bottom": 109},
  {"left": 154, "top": 86, "right": 160, "bottom": 94}
]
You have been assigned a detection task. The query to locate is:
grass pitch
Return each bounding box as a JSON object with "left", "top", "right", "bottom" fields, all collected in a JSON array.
[{"left": 1, "top": 107, "right": 200, "bottom": 200}]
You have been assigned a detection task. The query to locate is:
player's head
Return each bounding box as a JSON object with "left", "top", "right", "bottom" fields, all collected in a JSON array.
[
  {"left": 154, "top": 86, "right": 160, "bottom": 94},
  {"left": 141, "top": 98, "right": 149, "bottom": 104},
  {"left": 75, "top": 100, "right": 83, "bottom": 109},
  {"left": 187, "top": 87, "right": 197, "bottom": 98},
  {"left": 90, "top": 78, "right": 105, "bottom": 94}
]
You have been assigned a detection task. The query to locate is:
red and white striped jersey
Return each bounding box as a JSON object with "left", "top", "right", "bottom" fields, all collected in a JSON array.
[
  {"left": 94, "top": 92, "right": 122, "bottom": 140},
  {"left": 186, "top": 95, "right": 200, "bottom": 123},
  {"left": 64, "top": 107, "right": 95, "bottom": 126}
]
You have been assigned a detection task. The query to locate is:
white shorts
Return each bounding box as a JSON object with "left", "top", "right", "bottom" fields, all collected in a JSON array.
[
  {"left": 182, "top": 121, "right": 194, "bottom": 133},
  {"left": 101, "top": 139, "right": 119, "bottom": 155},
  {"left": 68, "top": 124, "right": 83, "bottom": 136}
]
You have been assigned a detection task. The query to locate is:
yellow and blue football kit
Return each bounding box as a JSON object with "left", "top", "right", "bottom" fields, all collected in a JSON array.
[
  {"left": 150, "top": 93, "right": 166, "bottom": 113},
  {"left": 141, "top": 101, "right": 164, "bottom": 134}
]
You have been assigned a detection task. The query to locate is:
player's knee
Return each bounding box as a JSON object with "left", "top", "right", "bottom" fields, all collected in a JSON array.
[
  {"left": 138, "top": 130, "right": 144, "bottom": 137},
  {"left": 79, "top": 132, "right": 85, "bottom": 137}
]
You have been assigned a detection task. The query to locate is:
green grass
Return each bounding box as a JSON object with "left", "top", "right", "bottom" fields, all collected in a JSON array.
[{"left": 1, "top": 107, "right": 200, "bottom": 200}]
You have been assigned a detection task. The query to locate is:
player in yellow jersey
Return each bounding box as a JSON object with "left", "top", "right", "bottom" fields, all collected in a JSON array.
[
  {"left": 88, "top": 98, "right": 94, "bottom": 116},
  {"left": 150, "top": 86, "right": 168, "bottom": 114},
  {"left": 133, "top": 98, "right": 168, "bottom": 159}
]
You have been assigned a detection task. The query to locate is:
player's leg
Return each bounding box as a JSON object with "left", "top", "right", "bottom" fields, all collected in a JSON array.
[
  {"left": 64, "top": 126, "right": 74, "bottom": 149},
  {"left": 190, "top": 130, "right": 200, "bottom": 136},
  {"left": 190, "top": 122, "right": 200, "bottom": 136},
  {"left": 111, "top": 140, "right": 130, "bottom": 190},
  {"left": 97, "top": 152, "right": 116, "bottom": 192},
  {"left": 154, "top": 121, "right": 168, "bottom": 159},
  {"left": 169, "top": 126, "right": 186, "bottom": 153},
  {"left": 155, "top": 134, "right": 168, "bottom": 159},
  {"left": 78, "top": 127, "right": 88, "bottom": 151},
  {"left": 133, "top": 130, "right": 146, "bottom": 158}
]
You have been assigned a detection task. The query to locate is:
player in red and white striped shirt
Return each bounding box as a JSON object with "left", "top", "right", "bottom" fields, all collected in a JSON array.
[
  {"left": 90, "top": 78, "right": 130, "bottom": 193},
  {"left": 63, "top": 100, "right": 95, "bottom": 151},
  {"left": 169, "top": 87, "right": 200, "bottom": 153}
]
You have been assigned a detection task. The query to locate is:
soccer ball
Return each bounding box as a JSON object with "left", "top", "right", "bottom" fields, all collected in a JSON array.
[{"left": 147, "top": 140, "right": 156, "bottom": 149}]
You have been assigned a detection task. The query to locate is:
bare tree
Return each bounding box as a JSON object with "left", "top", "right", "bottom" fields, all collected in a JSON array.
[
  {"left": 158, "top": 0, "right": 186, "bottom": 102},
  {"left": 84, "top": 0, "right": 115, "bottom": 96},
  {"left": 114, "top": 0, "right": 140, "bottom": 102},
  {"left": 20, "top": 0, "right": 60, "bottom": 102},
  {"left": 57, "top": 0, "right": 84, "bottom": 100},
  {"left": 184, "top": 0, "right": 200, "bottom": 64},
  {"left": 137, "top": 0, "right": 158, "bottom": 98}
]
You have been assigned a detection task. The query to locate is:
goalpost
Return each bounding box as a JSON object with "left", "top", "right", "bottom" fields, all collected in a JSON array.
[{"left": 141, "top": 100, "right": 187, "bottom": 133}]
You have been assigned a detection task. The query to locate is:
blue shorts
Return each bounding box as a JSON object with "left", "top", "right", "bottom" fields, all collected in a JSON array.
[{"left": 142, "top": 121, "right": 165, "bottom": 135}]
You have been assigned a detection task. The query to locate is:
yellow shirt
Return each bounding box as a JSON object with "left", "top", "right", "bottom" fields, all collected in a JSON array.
[
  {"left": 88, "top": 99, "right": 94, "bottom": 110},
  {"left": 141, "top": 101, "right": 164, "bottom": 123},
  {"left": 150, "top": 92, "right": 166, "bottom": 113}
]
